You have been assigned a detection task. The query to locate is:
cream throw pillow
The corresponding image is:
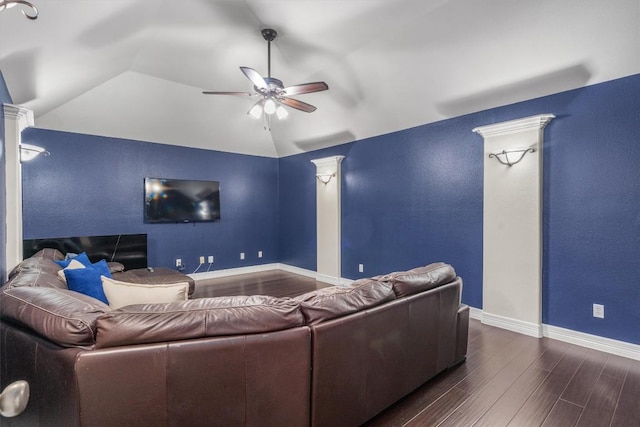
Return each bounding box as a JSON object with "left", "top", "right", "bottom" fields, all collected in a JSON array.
[
  {"left": 101, "top": 276, "right": 189, "bottom": 309},
  {"left": 57, "top": 259, "right": 86, "bottom": 282}
]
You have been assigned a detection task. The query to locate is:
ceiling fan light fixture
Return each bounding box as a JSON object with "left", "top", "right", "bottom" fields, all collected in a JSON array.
[
  {"left": 263, "top": 98, "right": 277, "bottom": 115},
  {"left": 248, "top": 103, "right": 263, "bottom": 119},
  {"left": 276, "top": 105, "right": 288, "bottom": 120}
]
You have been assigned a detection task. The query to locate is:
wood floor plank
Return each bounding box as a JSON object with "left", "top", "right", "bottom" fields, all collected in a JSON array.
[
  {"left": 438, "top": 339, "right": 544, "bottom": 426},
  {"left": 472, "top": 337, "right": 570, "bottom": 427},
  {"left": 610, "top": 366, "right": 640, "bottom": 427},
  {"left": 404, "top": 386, "right": 472, "bottom": 427},
  {"left": 601, "top": 353, "right": 633, "bottom": 380},
  {"left": 540, "top": 399, "right": 583, "bottom": 427},
  {"left": 473, "top": 367, "right": 550, "bottom": 427},
  {"left": 575, "top": 372, "right": 624, "bottom": 427},
  {"left": 455, "top": 332, "right": 535, "bottom": 394},
  {"left": 560, "top": 348, "right": 608, "bottom": 406},
  {"left": 506, "top": 346, "right": 587, "bottom": 427}
]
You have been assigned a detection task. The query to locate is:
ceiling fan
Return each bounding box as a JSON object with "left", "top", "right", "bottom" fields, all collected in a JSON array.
[{"left": 202, "top": 28, "right": 329, "bottom": 128}]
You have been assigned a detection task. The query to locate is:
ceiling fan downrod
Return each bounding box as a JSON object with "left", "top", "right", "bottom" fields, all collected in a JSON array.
[{"left": 261, "top": 28, "right": 277, "bottom": 78}]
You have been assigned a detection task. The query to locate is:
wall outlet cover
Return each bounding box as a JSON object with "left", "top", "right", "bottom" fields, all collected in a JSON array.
[{"left": 593, "top": 303, "right": 604, "bottom": 319}]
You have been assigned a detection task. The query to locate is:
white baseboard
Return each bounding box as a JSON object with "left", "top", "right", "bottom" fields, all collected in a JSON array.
[
  {"left": 469, "top": 307, "right": 640, "bottom": 361},
  {"left": 542, "top": 324, "right": 640, "bottom": 361},
  {"left": 482, "top": 311, "right": 543, "bottom": 338}
]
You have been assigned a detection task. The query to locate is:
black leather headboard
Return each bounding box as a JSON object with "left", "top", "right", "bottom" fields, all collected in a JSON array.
[{"left": 23, "top": 234, "right": 147, "bottom": 270}]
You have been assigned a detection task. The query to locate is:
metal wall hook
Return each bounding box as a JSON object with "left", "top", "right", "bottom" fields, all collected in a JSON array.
[{"left": 488, "top": 148, "right": 535, "bottom": 167}]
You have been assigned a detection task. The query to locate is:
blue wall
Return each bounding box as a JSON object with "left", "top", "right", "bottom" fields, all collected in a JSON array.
[
  {"left": 21, "top": 130, "right": 279, "bottom": 272},
  {"left": 279, "top": 74, "right": 640, "bottom": 345}
]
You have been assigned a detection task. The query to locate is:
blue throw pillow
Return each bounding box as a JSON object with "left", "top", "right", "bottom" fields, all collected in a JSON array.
[
  {"left": 64, "top": 267, "right": 109, "bottom": 304},
  {"left": 55, "top": 252, "right": 92, "bottom": 268},
  {"left": 91, "top": 259, "right": 112, "bottom": 279}
]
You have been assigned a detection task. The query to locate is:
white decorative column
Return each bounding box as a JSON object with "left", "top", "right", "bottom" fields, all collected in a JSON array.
[
  {"left": 4, "top": 104, "right": 34, "bottom": 278},
  {"left": 311, "top": 155, "right": 345, "bottom": 285},
  {"left": 473, "top": 114, "right": 554, "bottom": 338}
]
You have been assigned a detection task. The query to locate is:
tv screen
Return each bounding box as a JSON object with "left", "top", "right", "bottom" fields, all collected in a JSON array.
[{"left": 144, "top": 178, "right": 221, "bottom": 223}]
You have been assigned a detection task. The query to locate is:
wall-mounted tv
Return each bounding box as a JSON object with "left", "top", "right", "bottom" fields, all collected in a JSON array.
[{"left": 144, "top": 178, "right": 221, "bottom": 223}]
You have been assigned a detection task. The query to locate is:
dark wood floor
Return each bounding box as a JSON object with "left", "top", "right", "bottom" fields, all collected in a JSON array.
[
  {"left": 192, "top": 269, "right": 332, "bottom": 299},
  {"left": 192, "top": 271, "right": 640, "bottom": 427}
]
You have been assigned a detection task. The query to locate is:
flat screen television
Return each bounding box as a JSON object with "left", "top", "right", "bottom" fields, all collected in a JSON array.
[{"left": 144, "top": 178, "right": 221, "bottom": 223}]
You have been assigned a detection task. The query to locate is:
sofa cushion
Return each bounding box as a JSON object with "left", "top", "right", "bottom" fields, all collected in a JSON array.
[
  {"left": 294, "top": 279, "right": 395, "bottom": 325},
  {"left": 0, "top": 286, "right": 109, "bottom": 348},
  {"left": 101, "top": 277, "right": 189, "bottom": 309},
  {"left": 64, "top": 266, "right": 111, "bottom": 304},
  {"left": 373, "top": 262, "right": 456, "bottom": 297},
  {"left": 95, "top": 295, "right": 304, "bottom": 348}
]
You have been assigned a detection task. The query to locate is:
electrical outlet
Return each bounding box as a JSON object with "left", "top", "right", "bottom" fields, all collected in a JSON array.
[
  {"left": 358, "top": 264, "right": 364, "bottom": 273},
  {"left": 176, "top": 258, "right": 182, "bottom": 267},
  {"left": 199, "top": 256, "right": 205, "bottom": 264},
  {"left": 258, "top": 250, "right": 263, "bottom": 258},
  {"left": 240, "top": 252, "right": 245, "bottom": 260},
  {"left": 208, "top": 255, "right": 214, "bottom": 263},
  {"left": 593, "top": 303, "right": 604, "bottom": 319}
]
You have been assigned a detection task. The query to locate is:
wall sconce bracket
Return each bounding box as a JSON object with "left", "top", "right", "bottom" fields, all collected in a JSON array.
[
  {"left": 488, "top": 148, "right": 535, "bottom": 167},
  {"left": 0, "top": 0, "right": 38, "bottom": 19},
  {"left": 315, "top": 173, "right": 336, "bottom": 184}
]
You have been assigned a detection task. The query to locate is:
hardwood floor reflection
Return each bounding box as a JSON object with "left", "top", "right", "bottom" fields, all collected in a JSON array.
[
  {"left": 192, "top": 270, "right": 640, "bottom": 426},
  {"left": 192, "top": 269, "right": 332, "bottom": 299}
]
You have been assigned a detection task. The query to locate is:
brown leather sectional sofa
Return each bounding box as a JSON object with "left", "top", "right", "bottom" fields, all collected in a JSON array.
[{"left": 0, "top": 249, "right": 469, "bottom": 426}]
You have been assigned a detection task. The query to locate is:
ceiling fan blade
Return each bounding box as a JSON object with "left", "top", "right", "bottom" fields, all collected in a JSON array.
[
  {"left": 280, "top": 97, "right": 317, "bottom": 113},
  {"left": 283, "top": 82, "right": 329, "bottom": 96},
  {"left": 240, "top": 67, "right": 268, "bottom": 90},
  {"left": 202, "top": 91, "right": 257, "bottom": 96}
]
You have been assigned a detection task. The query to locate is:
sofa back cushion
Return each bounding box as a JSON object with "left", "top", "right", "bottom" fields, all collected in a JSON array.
[
  {"left": 0, "top": 286, "right": 109, "bottom": 348},
  {"left": 94, "top": 295, "right": 305, "bottom": 348},
  {"left": 294, "top": 279, "right": 395, "bottom": 326},
  {"left": 373, "top": 262, "right": 457, "bottom": 297}
]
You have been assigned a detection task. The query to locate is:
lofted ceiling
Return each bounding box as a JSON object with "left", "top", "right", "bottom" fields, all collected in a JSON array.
[{"left": 1, "top": 0, "right": 638, "bottom": 158}]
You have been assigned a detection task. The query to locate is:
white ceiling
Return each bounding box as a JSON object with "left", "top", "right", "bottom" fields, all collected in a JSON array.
[{"left": 1, "top": 0, "right": 638, "bottom": 158}]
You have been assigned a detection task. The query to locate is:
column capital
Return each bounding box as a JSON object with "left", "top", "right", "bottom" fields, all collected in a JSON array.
[{"left": 473, "top": 114, "right": 555, "bottom": 138}]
